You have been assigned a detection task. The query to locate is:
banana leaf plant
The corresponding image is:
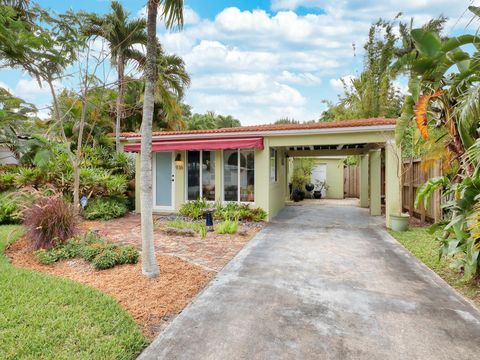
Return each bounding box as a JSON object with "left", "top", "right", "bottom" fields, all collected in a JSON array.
[
  {"left": 416, "top": 174, "right": 480, "bottom": 280},
  {"left": 394, "top": 18, "right": 480, "bottom": 176}
]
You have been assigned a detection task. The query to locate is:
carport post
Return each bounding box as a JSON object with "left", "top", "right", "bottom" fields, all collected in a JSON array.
[
  {"left": 385, "top": 139, "right": 402, "bottom": 228},
  {"left": 359, "top": 154, "right": 369, "bottom": 208},
  {"left": 369, "top": 149, "right": 381, "bottom": 216}
]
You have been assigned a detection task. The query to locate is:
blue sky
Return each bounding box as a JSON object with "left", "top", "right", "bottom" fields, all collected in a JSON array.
[{"left": 0, "top": 0, "right": 477, "bottom": 125}]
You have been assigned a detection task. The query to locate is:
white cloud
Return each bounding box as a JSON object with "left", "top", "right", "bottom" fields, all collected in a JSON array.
[
  {"left": 330, "top": 75, "right": 355, "bottom": 95},
  {"left": 15, "top": 78, "right": 49, "bottom": 98},
  {"left": 0, "top": 81, "right": 14, "bottom": 94},
  {"left": 277, "top": 71, "right": 321, "bottom": 85}
]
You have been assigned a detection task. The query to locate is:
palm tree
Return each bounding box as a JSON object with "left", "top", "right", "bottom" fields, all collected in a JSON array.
[
  {"left": 140, "top": 0, "right": 184, "bottom": 277},
  {"left": 84, "top": 1, "right": 147, "bottom": 152},
  {"left": 154, "top": 46, "right": 190, "bottom": 130},
  {"left": 121, "top": 49, "right": 190, "bottom": 132}
]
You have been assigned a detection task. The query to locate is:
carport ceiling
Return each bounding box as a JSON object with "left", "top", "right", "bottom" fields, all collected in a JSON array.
[{"left": 287, "top": 143, "right": 367, "bottom": 151}]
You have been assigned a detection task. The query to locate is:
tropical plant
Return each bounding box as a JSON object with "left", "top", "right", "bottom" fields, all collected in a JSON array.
[
  {"left": 83, "top": 1, "right": 147, "bottom": 151},
  {"left": 83, "top": 196, "right": 129, "bottom": 220},
  {"left": 416, "top": 174, "right": 480, "bottom": 280},
  {"left": 394, "top": 23, "right": 480, "bottom": 176}
]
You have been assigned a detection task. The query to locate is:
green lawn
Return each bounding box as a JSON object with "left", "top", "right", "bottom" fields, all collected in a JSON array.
[
  {"left": 0, "top": 225, "right": 147, "bottom": 359},
  {"left": 389, "top": 227, "right": 480, "bottom": 308}
]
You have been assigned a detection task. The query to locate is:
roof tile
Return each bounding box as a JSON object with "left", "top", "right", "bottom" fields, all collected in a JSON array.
[{"left": 119, "top": 117, "right": 397, "bottom": 138}]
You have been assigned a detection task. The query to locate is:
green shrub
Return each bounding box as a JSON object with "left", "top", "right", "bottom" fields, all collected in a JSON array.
[
  {"left": 34, "top": 248, "right": 61, "bottom": 265},
  {"left": 214, "top": 202, "right": 267, "bottom": 222},
  {"left": 14, "top": 167, "right": 43, "bottom": 187},
  {"left": 24, "top": 196, "right": 78, "bottom": 250},
  {"left": 166, "top": 219, "right": 207, "bottom": 238},
  {"left": 80, "top": 242, "right": 106, "bottom": 261},
  {"left": 179, "top": 198, "right": 208, "bottom": 219},
  {"left": 215, "top": 219, "right": 238, "bottom": 234},
  {"left": 33, "top": 231, "right": 139, "bottom": 270},
  {"left": 116, "top": 245, "right": 139, "bottom": 264},
  {"left": 83, "top": 197, "right": 128, "bottom": 220},
  {"left": 0, "top": 191, "right": 19, "bottom": 224},
  {"left": 92, "top": 249, "right": 119, "bottom": 270},
  {"left": 0, "top": 171, "right": 16, "bottom": 190}
]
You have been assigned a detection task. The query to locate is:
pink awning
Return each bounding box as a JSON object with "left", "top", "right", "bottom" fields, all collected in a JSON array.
[{"left": 124, "top": 137, "right": 264, "bottom": 152}]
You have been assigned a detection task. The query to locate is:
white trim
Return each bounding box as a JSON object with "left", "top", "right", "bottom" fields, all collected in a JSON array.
[
  {"left": 153, "top": 152, "right": 175, "bottom": 211},
  {"left": 122, "top": 125, "right": 395, "bottom": 142}
]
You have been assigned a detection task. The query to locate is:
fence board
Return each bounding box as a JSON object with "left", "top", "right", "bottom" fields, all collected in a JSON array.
[{"left": 402, "top": 158, "right": 442, "bottom": 222}]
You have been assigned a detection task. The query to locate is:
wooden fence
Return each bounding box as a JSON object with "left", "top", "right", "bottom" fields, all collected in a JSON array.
[
  {"left": 344, "top": 165, "right": 359, "bottom": 198},
  {"left": 402, "top": 158, "right": 442, "bottom": 222}
]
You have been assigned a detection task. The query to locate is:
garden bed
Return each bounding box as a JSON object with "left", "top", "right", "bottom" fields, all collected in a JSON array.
[{"left": 6, "top": 215, "right": 263, "bottom": 339}]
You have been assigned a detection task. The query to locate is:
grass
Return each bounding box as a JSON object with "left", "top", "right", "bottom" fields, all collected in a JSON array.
[
  {"left": 0, "top": 225, "right": 147, "bottom": 359},
  {"left": 215, "top": 219, "right": 239, "bottom": 234},
  {"left": 166, "top": 219, "right": 207, "bottom": 238},
  {"left": 389, "top": 227, "right": 480, "bottom": 308}
]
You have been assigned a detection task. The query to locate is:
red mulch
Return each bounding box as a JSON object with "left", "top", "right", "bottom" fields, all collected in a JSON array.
[{"left": 6, "top": 237, "right": 214, "bottom": 339}]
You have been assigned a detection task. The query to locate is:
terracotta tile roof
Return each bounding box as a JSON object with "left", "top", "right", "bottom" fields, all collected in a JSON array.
[{"left": 119, "top": 117, "right": 397, "bottom": 138}]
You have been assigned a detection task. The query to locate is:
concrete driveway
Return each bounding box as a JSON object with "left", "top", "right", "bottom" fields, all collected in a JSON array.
[{"left": 139, "top": 201, "right": 480, "bottom": 360}]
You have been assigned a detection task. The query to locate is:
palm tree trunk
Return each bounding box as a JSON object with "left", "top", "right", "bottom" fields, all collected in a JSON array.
[
  {"left": 140, "top": 0, "right": 160, "bottom": 277},
  {"left": 115, "top": 53, "right": 125, "bottom": 152}
]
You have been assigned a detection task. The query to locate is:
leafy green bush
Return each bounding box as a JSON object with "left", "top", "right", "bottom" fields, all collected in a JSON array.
[
  {"left": 116, "top": 245, "right": 140, "bottom": 264},
  {"left": 24, "top": 196, "right": 79, "bottom": 250},
  {"left": 215, "top": 219, "right": 238, "bottom": 234},
  {"left": 0, "top": 170, "right": 16, "bottom": 190},
  {"left": 166, "top": 219, "right": 207, "bottom": 238},
  {"left": 179, "top": 199, "right": 267, "bottom": 222},
  {"left": 14, "top": 167, "right": 42, "bottom": 187},
  {"left": 214, "top": 202, "right": 267, "bottom": 222},
  {"left": 34, "top": 248, "right": 61, "bottom": 265},
  {"left": 179, "top": 198, "right": 208, "bottom": 219},
  {"left": 33, "top": 231, "right": 139, "bottom": 270},
  {"left": 91, "top": 249, "right": 119, "bottom": 270},
  {"left": 83, "top": 196, "right": 128, "bottom": 220}
]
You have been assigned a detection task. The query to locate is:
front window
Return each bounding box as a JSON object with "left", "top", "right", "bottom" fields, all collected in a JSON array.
[
  {"left": 223, "top": 149, "right": 255, "bottom": 202},
  {"left": 187, "top": 150, "right": 215, "bottom": 201},
  {"left": 270, "top": 148, "right": 277, "bottom": 182}
]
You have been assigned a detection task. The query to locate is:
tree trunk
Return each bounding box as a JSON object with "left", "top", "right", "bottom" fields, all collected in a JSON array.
[
  {"left": 140, "top": 0, "right": 160, "bottom": 277},
  {"left": 73, "top": 85, "right": 88, "bottom": 209},
  {"left": 115, "top": 53, "right": 124, "bottom": 152}
]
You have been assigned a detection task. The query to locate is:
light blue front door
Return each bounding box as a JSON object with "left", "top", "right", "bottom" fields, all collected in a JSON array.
[{"left": 155, "top": 152, "right": 174, "bottom": 209}]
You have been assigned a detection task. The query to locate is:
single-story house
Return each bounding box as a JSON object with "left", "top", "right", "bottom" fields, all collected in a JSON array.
[{"left": 120, "top": 117, "right": 401, "bottom": 227}]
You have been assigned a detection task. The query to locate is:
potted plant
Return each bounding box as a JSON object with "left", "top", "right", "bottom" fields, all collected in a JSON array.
[{"left": 313, "top": 180, "right": 328, "bottom": 199}]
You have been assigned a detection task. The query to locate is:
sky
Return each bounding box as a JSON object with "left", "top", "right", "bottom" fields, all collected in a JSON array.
[{"left": 0, "top": 0, "right": 478, "bottom": 125}]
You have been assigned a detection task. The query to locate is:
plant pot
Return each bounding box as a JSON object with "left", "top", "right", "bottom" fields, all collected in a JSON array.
[
  {"left": 313, "top": 191, "right": 321, "bottom": 199},
  {"left": 390, "top": 214, "right": 410, "bottom": 232}
]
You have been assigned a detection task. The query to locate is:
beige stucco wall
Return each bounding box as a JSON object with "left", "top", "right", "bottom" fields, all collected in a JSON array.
[{"left": 131, "top": 128, "right": 397, "bottom": 223}]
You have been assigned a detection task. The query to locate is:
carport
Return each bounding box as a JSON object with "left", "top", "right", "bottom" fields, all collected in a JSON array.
[{"left": 255, "top": 118, "right": 401, "bottom": 227}]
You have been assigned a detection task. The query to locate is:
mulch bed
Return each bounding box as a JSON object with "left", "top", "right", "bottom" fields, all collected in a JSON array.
[{"left": 6, "top": 237, "right": 214, "bottom": 339}]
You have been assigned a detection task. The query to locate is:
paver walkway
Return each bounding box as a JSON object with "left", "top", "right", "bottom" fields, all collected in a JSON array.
[{"left": 139, "top": 202, "right": 480, "bottom": 360}]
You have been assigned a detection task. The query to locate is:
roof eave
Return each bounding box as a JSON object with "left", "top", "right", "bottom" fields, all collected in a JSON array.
[{"left": 121, "top": 124, "right": 396, "bottom": 142}]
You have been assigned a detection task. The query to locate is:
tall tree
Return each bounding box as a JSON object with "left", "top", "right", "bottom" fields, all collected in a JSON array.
[
  {"left": 322, "top": 20, "right": 403, "bottom": 121},
  {"left": 84, "top": 1, "right": 147, "bottom": 151},
  {"left": 140, "top": 0, "right": 184, "bottom": 277}
]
